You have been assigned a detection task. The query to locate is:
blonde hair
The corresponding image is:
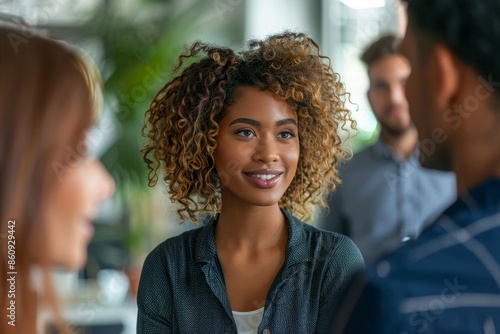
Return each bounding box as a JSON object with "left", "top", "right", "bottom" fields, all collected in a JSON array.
[{"left": 0, "top": 25, "right": 102, "bottom": 334}]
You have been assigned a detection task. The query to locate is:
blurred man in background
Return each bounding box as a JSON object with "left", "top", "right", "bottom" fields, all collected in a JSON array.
[{"left": 319, "top": 34, "right": 455, "bottom": 264}]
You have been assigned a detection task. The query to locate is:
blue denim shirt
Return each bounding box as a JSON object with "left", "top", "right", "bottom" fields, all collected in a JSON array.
[{"left": 137, "top": 210, "right": 364, "bottom": 334}]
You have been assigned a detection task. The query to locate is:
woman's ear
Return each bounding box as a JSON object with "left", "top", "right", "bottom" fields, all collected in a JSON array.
[{"left": 432, "top": 45, "right": 460, "bottom": 111}]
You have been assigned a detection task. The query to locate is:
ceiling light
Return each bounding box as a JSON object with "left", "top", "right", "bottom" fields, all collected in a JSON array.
[{"left": 340, "top": 0, "right": 386, "bottom": 9}]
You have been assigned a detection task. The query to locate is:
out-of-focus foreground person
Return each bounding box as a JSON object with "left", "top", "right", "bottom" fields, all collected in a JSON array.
[
  {"left": 331, "top": 0, "right": 500, "bottom": 332},
  {"left": 319, "top": 35, "right": 455, "bottom": 264},
  {"left": 0, "top": 25, "right": 115, "bottom": 333}
]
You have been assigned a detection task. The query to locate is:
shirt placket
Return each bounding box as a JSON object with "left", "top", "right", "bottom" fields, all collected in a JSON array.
[
  {"left": 257, "top": 266, "right": 301, "bottom": 334},
  {"left": 399, "top": 161, "right": 413, "bottom": 242},
  {"left": 200, "top": 260, "right": 238, "bottom": 333}
]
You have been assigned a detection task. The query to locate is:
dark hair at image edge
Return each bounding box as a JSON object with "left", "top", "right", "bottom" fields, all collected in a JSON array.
[
  {"left": 360, "top": 34, "right": 402, "bottom": 67},
  {"left": 142, "top": 31, "right": 355, "bottom": 223},
  {"left": 402, "top": 0, "right": 500, "bottom": 100}
]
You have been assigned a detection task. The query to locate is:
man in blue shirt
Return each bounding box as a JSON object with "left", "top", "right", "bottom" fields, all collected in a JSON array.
[
  {"left": 332, "top": 0, "right": 500, "bottom": 332},
  {"left": 319, "top": 35, "right": 455, "bottom": 264}
]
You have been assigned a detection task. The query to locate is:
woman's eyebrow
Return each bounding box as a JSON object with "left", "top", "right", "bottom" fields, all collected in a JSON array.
[
  {"left": 229, "top": 118, "right": 261, "bottom": 126},
  {"left": 276, "top": 118, "right": 297, "bottom": 127},
  {"left": 229, "top": 118, "right": 297, "bottom": 127}
]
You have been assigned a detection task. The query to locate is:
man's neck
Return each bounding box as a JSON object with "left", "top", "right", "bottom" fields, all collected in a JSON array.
[
  {"left": 380, "top": 126, "right": 419, "bottom": 160},
  {"left": 453, "top": 131, "right": 500, "bottom": 194}
]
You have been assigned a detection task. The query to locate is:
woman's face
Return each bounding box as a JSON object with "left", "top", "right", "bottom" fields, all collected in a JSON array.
[
  {"left": 44, "top": 155, "right": 115, "bottom": 270},
  {"left": 214, "top": 87, "right": 300, "bottom": 208}
]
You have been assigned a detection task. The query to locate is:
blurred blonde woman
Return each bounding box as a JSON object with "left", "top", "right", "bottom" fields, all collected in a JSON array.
[{"left": 0, "top": 25, "right": 115, "bottom": 333}]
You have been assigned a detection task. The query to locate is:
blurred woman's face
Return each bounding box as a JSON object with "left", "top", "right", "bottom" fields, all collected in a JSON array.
[{"left": 44, "top": 156, "right": 115, "bottom": 270}]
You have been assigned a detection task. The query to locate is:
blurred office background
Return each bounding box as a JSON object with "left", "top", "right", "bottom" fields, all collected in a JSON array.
[{"left": 1, "top": 0, "right": 403, "bottom": 332}]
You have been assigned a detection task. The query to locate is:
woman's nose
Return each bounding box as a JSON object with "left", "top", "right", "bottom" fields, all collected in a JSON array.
[
  {"left": 93, "top": 159, "right": 115, "bottom": 202},
  {"left": 252, "top": 134, "right": 279, "bottom": 163}
]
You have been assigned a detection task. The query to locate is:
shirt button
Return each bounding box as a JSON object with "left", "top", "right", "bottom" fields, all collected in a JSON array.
[
  {"left": 376, "top": 260, "right": 391, "bottom": 278},
  {"left": 263, "top": 329, "right": 270, "bottom": 334},
  {"left": 401, "top": 236, "right": 411, "bottom": 243}
]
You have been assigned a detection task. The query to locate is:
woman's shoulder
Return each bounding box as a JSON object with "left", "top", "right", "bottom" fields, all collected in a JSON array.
[
  {"left": 288, "top": 212, "right": 346, "bottom": 241},
  {"left": 286, "top": 211, "right": 362, "bottom": 258},
  {"left": 306, "top": 223, "right": 360, "bottom": 254},
  {"left": 142, "top": 223, "right": 209, "bottom": 267},
  {"left": 302, "top": 222, "right": 365, "bottom": 273}
]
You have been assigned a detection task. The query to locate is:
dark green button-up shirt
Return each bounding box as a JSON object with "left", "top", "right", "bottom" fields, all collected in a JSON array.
[{"left": 137, "top": 210, "right": 363, "bottom": 334}]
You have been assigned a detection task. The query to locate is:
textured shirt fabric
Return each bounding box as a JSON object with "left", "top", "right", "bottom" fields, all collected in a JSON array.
[
  {"left": 136, "top": 210, "right": 364, "bottom": 334},
  {"left": 331, "top": 178, "right": 500, "bottom": 334},
  {"left": 318, "top": 139, "right": 456, "bottom": 264}
]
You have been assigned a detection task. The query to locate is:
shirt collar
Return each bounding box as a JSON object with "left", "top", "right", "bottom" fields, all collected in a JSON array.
[
  {"left": 444, "top": 177, "right": 500, "bottom": 220},
  {"left": 194, "top": 209, "right": 310, "bottom": 266},
  {"left": 372, "top": 138, "right": 419, "bottom": 164}
]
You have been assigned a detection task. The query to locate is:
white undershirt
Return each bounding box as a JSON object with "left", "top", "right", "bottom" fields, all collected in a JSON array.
[{"left": 232, "top": 307, "right": 265, "bottom": 334}]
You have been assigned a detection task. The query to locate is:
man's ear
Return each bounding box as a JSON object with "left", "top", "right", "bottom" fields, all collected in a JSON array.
[{"left": 432, "top": 45, "right": 460, "bottom": 110}]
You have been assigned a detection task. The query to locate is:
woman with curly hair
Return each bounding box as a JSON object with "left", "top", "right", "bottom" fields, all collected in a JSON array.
[{"left": 138, "top": 31, "right": 364, "bottom": 333}]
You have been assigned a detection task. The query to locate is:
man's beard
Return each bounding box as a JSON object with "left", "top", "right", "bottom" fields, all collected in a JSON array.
[{"left": 378, "top": 118, "right": 415, "bottom": 138}]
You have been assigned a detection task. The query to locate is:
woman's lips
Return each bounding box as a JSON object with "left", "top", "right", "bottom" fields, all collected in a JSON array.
[{"left": 243, "top": 170, "right": 284, "bottom": 189}]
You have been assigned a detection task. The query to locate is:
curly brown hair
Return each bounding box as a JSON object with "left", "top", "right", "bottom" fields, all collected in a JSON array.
[{"left": 142, "top": 31, "right": 354, "bottom": 224}]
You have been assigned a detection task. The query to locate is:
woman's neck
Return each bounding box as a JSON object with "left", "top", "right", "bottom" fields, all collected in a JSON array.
[{"left": 215, "top": 203, "right": 287, "bottom": 253}]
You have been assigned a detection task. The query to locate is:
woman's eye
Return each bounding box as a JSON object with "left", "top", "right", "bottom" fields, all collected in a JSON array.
[
  {"left": 236, "top": 129, "right": 254, "bottom": 137},
  {"left": 374, "top": 82, "right": 389, "bottom": 92},
  {"left": 277, "top": 131, "right": 295, "bottom": 139}
]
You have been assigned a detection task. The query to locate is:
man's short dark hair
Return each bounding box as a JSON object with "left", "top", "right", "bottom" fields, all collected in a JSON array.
[
  {"left": 402, "top": 0, "right": 500, "bottom": 98},
  {"left": 360, "top": 35, "right": 402, "bottom": 68}
]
